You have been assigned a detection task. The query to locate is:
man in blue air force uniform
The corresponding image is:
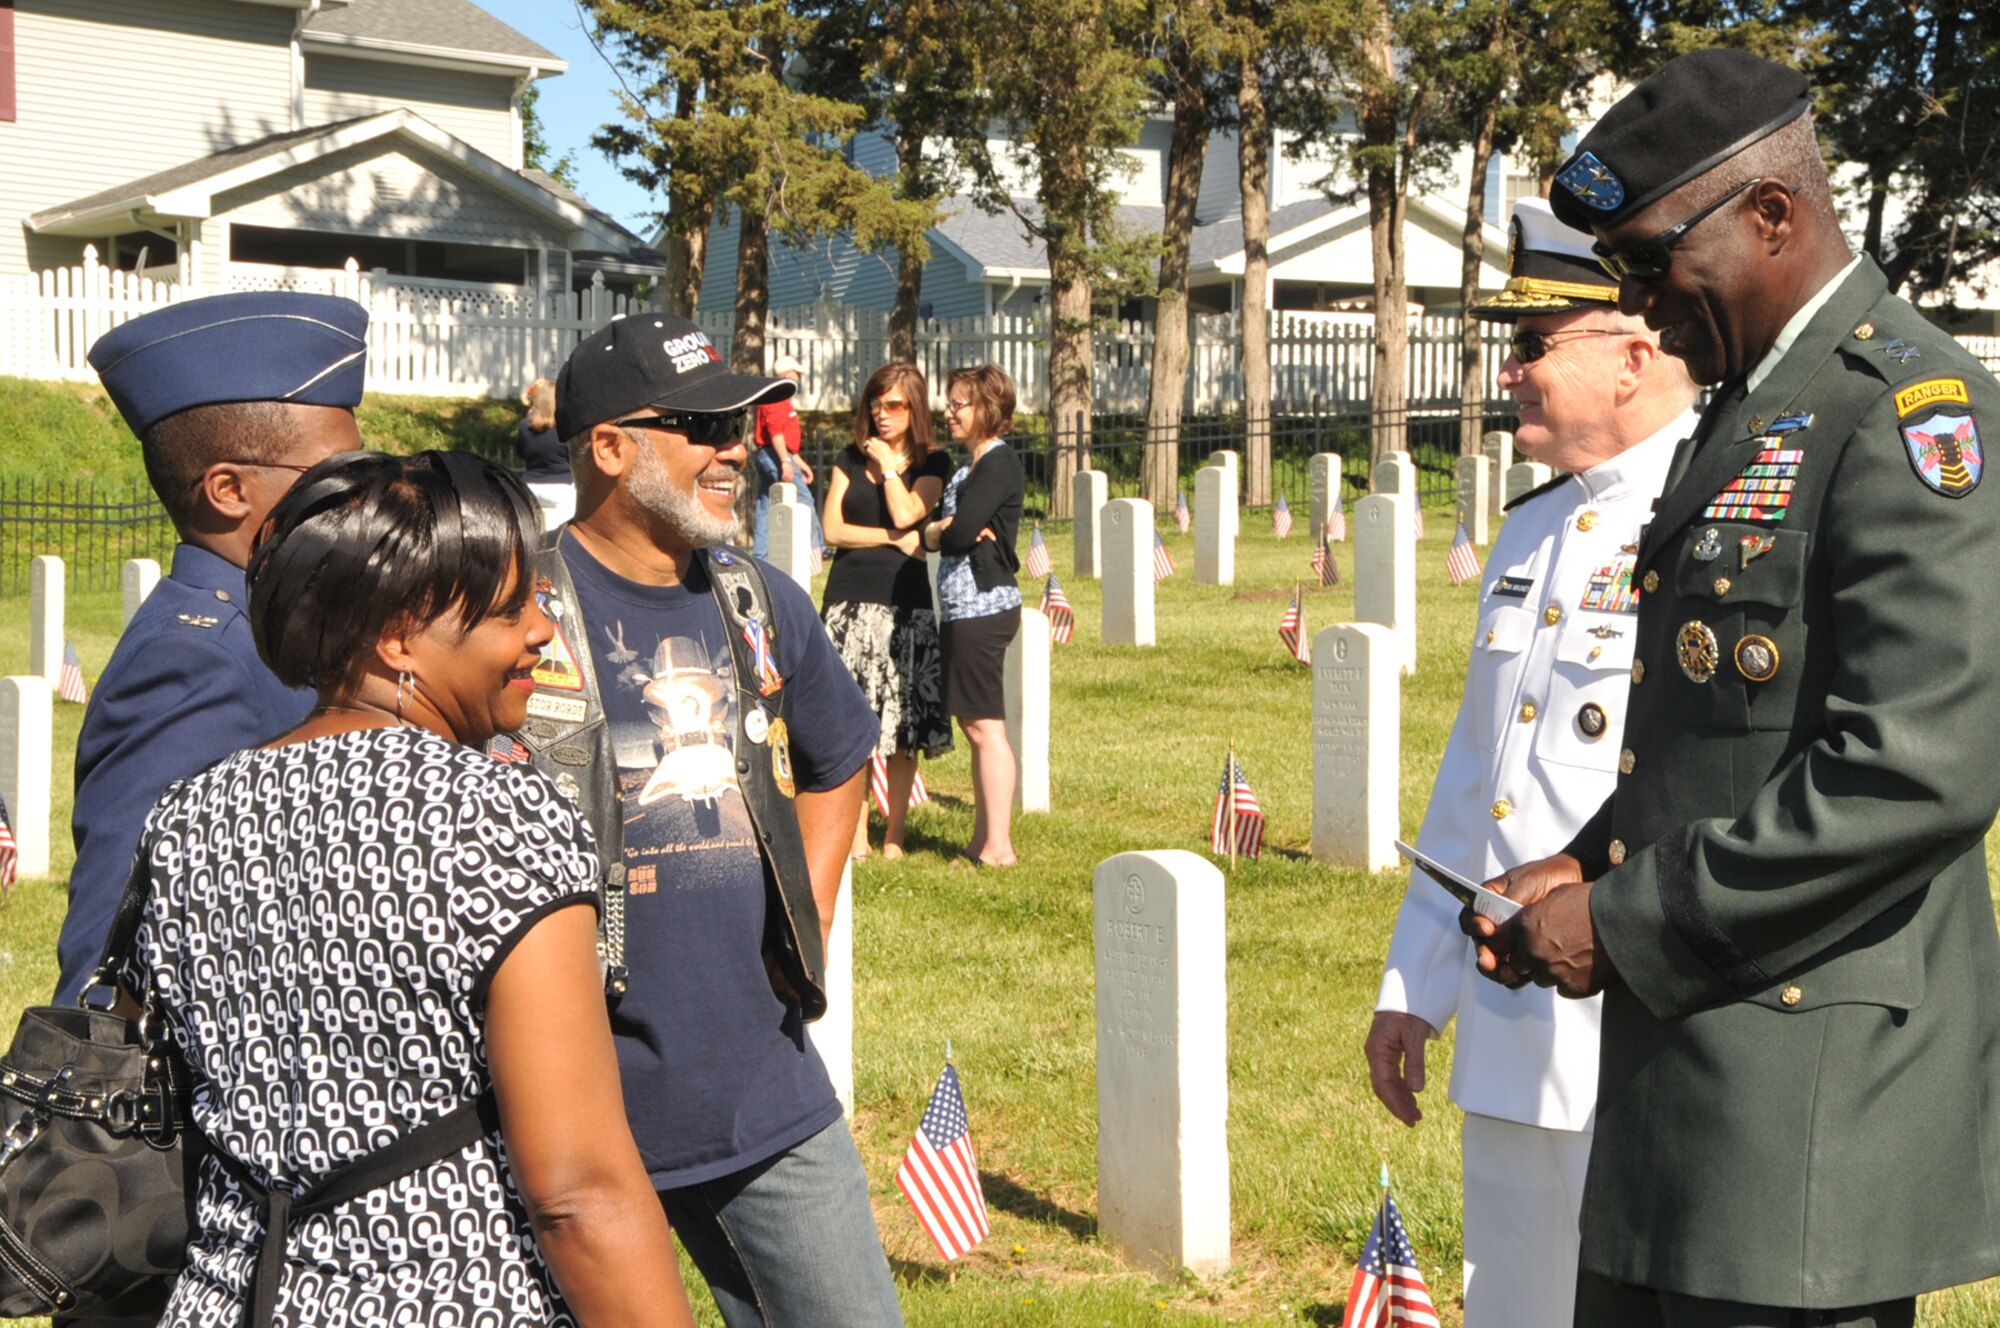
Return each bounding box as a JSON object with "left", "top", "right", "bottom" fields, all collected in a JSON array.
[
  {"left": 1471, "top": 51, "right": 2000, "bottom": 1328},
  {"left": 55, "top": 293, "right": 367, "bottom": 1004}
]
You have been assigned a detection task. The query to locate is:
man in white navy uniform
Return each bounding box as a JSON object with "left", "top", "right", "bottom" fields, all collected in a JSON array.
[{"left": 1363, "top": 197, "right": 1699, "bottom": 1328}]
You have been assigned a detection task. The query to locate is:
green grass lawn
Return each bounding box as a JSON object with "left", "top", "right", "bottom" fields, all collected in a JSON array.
[{"left": 4, "top": 510, "right": 1997, "bottom": 1326}]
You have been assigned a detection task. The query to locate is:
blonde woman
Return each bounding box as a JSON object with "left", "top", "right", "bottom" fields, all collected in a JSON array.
[{"left": 518, "top": 376, "right": 574, "bottom": 526}]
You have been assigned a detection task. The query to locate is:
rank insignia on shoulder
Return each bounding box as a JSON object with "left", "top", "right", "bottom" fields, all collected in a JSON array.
[
  {"left": 1882, "top": 338, "right": 1921, "bottom": 364},
  {"left": 1901, "top": 407, "right": 1983, "bottom": 497},
  {"left": 1894, "top": 378, "right": 1969, "bottom": 418},
  {"left": 175, "top": 612, "right": 220, "bottom": 629}
]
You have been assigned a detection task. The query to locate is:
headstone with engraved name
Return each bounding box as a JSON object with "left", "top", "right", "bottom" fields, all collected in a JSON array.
[
  {"left": 1506, "top": 461, "right": 1556, "bottom": 508},
  {"left": 1094, "top": 849, "right": 1230, "bottom": 1280},
  {"left": 1100, "top": 499, "right": 1156, "bottom": 647},
  {"left": 1074, "top": 470, "right": 1109, "bottom": 577},
  {"left": 0, "top": 676, "right": 54, "bottom": 881},
  {"left": 1457, "top": 455, "right": 1493, "bottom": 545},
  {"left": 29, "top": 556, "right": 63, "bottom": 686},
  {"left": 1372, "top": 452, "right": 1415, "bottom": 496},
  {"left": 1194, "top": 465, "right": 1236, "bottom": 586},
  {"left": 1311, "top": 624, "right": 1399, "bottom": 870},
  {"left": 1005, "top": 607, "right": 1051, "bottom": 812},
  {"left": 1354, "top": 495, "right": 1416, "bottom": 674},
  {"left": 1309, "top": 453, "right": 1344, "bottom": 541},
  {"left": 121, "top": 558, "right": 161, "bottom": 627},
  {"left": 1483, "top": 431, "right": 1514, "bottom": 523}
]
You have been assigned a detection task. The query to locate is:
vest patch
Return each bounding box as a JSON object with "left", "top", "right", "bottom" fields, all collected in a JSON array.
[{"left": 525, "top": 693, "right": 589, "bottom": 724}]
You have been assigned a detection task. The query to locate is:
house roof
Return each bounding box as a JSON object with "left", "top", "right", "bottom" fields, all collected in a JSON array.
[
  {"left": 930, "top": 200, "right": 1167, "bottom": 281},
  {"left": 521, "top": 168, "right": 663, "bottom": 266},
  {"left": 27, "top": 111, "right": 651, "bottom": 263},
  {"left": 302, "top": 0, "right": 565, "bottom": 75},
  {"left": 1189, "top": 196, "right": 1334, "bottom": 267}
]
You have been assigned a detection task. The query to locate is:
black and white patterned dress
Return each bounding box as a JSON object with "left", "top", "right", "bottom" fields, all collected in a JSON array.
[{"left": 127, "top": 726, "right": 599, "bottom": 1327}]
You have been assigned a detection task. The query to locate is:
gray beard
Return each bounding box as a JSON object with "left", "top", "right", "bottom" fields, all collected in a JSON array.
[{"left": 626, "top": 439, "right": 739, "bottom": 546}]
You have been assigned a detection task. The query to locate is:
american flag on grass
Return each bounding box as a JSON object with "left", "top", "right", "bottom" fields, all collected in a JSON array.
[
  {"left": 1039, "top": 574, "right": 1074, "bottom": 644},
  {"left": 1174, "top": 490, "right": 1191, "bottom": 533},
  {"left": 1412, "top": 505, "right": 1426, "bottom": 541},
  {"left": 1152, "top": 531, "right": 1176, "bottom": 580},
  {"left": 58, "top": 639, "right": 88, "bottom": 705},
  {"left": 809, "top": 527, "right": 825, "bottom": 576},
  {"left": 1023, "top": 522, "right": 1051, "bottom": 577},
  {"left": 1209, "top": 752, "right": 1264, "bottom": 859},
  {"left": 1328, "top": 499, "right": 1347, "bottom": 542},
  {"left": 1272, "top": 493, "right": 1293, "bottom": 539},
  {"left": 1311, "top": 527, "right": 1341, "bottom": 587},
  {"left": 1278, "top": 587, "right": 1310, "bottom": 664},
  {"left": 1445, "top": 516, "right": 1483, "bottom": 586},
  {"left": 1342, "top": 1187, "right": 1439, "bottom": 1328},
  {"left": 489, "top": 736, "right": 532, "bottom": 763},
  {"left": 868, "top": 753, "right": 930, "bottom": 817},
  {"left": 896, "top": 1062, "right": 990, "bottom": 1261},
  {"left": 0, "top": 789, "right": 17, "bottom": 896}
]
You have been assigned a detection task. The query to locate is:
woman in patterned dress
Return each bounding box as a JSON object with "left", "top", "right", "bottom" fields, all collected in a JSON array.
[
  {"left": 127, "top": 452, "right": 694, "bottom": 1327},
  {"left": 819, "top": 362, "right": 955, "bottom": 859},
  {"left": 920, "top": 364, "right": 1025, "bottom": 868}
]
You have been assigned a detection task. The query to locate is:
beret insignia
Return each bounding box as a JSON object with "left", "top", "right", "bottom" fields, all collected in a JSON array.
[{"left": 1556, "top": 152, "right": 1626, "bottom": 212}]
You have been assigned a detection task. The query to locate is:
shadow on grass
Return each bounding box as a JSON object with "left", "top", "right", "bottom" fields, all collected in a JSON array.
[
  {"left": 980, "top": 1170, "right": 1097, "bottom": 1242},
  {"left": 1302, "top": 1302, "right": 1347, "bottom": 1325},
  {"left": 889, "top": 1254, "right": 956, "bottom": 1287}
]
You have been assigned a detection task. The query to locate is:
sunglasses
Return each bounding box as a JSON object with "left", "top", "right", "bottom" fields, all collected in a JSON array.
[
  {"left": 615, "top": 411, "right": 743, "bottom": 445},
  {"left": 1508, "top": 328, "right": 1621, "bottom": 364},
  {"left": 1592, "top": 177, "right": 1761, "bottom": 282},
  {"left": 870, "top": 399, "right": 912, "bottom": 415}
]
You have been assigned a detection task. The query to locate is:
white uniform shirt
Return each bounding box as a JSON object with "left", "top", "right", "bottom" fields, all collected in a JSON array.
[{"left": 1375, "top": 408, "right": 1697, "bottom": 1132}]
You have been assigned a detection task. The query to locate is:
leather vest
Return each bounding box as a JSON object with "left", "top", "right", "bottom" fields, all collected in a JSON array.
[{"left": 516, "top": 532, "right": 827, "bottom": 1020}]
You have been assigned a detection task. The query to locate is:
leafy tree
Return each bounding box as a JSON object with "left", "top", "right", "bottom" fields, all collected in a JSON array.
[{"left": 519, "top": 83, "right": 580, "bottom": 190}]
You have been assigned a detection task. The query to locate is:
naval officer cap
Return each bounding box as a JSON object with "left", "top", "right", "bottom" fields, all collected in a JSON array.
[
  {"left": 557, "top": 313, "right": 794, "bottom": 441},
  {"left": 87, "top": 291, "right": 368, "bottom": 437},
  {"left": 1549, "top": 49, "right": 1811, "bottom": 235},
  {"left": 1470, "top": 198, "right": 1620, "bottom": 322}
]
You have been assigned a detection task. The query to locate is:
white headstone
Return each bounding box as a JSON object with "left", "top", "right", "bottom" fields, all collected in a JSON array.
[
  {"left": 1193, "top": 465, "right": 1236, "bottom": 587},
  {"left": 926, "top": 551, "right": 942, "bottom": 616},
  {"left": 1311, "top": 625, "right": 1400, "bottom": 871},
  {"left": 1308, "top": 453, "right": 1344, "bottom": 542},
  {"left": 121, "top": 558, "right": 161, "bottom": 626},
  {"left": 807, "top": 861, "right": 855, "bottom": 1116},
  {"left": 768, "top": 500, "right": 814, "bottom": 590},
  {"left": 0, "top": 676, "right": 54, "bottom": 881},
  {"left": 1073, "top": 470, "right": 1109, "bottom": 577},
  {"left": 771, "top": 482, "right": 798, "bottom": 505},
  {"left": 1206, "top": 449, "right": 1240, "bottom": 479},
  {"left": 1100, "top": 499, "right": 1156, "bottom": 647},
  {"left": 1456, "top": 455, "right": 1492, "bottom": 545},
  {"left": 1354, "top": 495, "right": 1417, "bottom": 674},
  {"left": 1005, "top": 607, "right": 1051, "bottom": 812},
  {"left": 28, "top": 556, "right": 63, "bottom": 685},
  {"left": 1506, "top": 461, "right": 1556, "bottom": 508},
  {"left": 1483, "top": 431, "right": 1514, "bottom": 523},
  {"left": 1094, "top": 849, "right": 1230, "bottom": 1280},
  {"left": 1206, "top": 451, "right": 1240, "bottom": 535},
  {"left": 1371, "top": 453, "right": 1416, "bottom": 498}
]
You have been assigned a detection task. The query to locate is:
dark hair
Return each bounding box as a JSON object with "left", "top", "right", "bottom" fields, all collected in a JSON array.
[
  {"left": 855, "top": 362, "right": 933, "bottom": 458},
  {"left": 946, "top": 363, "right": 1016, "bottom": 441},
  {"left": 247, "top": 450, "right": 541, "bottom": 693},
  {"left": 143, "top": 399, "right": 311, "bottom": 531}
]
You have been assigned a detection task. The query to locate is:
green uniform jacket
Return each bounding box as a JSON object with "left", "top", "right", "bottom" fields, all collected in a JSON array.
[{"left": 1562, "top": 259, "right": 2000, "bottom": 1307}]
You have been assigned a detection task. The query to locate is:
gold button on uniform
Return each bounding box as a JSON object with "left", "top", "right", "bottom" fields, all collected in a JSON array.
[
  {"left": 1486, "top": 629, "right": 1496, "bottom": 645},
  {"left": 1619, "top": 748, "right": 1635, "bottom": 774},
  {"left": 1491, "top": 799, "right": 1514, "bottom": 820},
  {"left": 1520, "top": 702, "right": 1538, "bottom": 723},
  {"left": 1609, "top": 838, "right": 1627, "bottom": 865},
  {"left": 1781, "top": 985, "right": 1804, "bottom": 1007},
  {"left": 1643, "top": 570, "right": 1660, "bottom": 593},
  {"left": 1631, "top": 660, "right": 1646, "bottom": 684},
  {"left": 1577, "top": 511, "right": 1598, "bottom": 532},
  {"left": 1713, "top": 577, "right": 1732, "bottom": 596},
  {"left": 1854, "top": 322, "right": 1876, "bottom": 341},
  {"left": 1544, "top": 604, "right": 1562, "bottom": 626}
]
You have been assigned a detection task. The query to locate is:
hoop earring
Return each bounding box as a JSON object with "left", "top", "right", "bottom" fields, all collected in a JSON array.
[{"left": 396, "top": 670, "right": 410, "bottom": 720}]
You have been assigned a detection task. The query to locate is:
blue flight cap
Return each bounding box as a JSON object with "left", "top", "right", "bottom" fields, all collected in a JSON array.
[{"left": 87, "top": 291, "right": 369, "bottom": 436}]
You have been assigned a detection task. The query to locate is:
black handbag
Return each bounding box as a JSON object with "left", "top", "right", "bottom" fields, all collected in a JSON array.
[{"left": 0, "top": 851, "right": 189, "bottom": 1319}]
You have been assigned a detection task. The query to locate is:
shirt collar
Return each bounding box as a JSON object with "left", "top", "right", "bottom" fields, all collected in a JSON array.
[
  {"left": 170, "top": 542, "right": 250, "bottom": 596},
  {"left": 1574, "top": 405, "right": 1702, "bottom": 503},
  {"left": 1745, "top": 253, "right": 1864, "bottom": 397}
]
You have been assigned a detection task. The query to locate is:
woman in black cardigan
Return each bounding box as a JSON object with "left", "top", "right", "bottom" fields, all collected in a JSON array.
[{"left": 921, "top": 364, "right": 1024, "bottom": 867}]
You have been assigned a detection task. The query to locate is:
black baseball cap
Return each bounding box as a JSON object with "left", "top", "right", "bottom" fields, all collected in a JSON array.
[{"left": 555, "top": 313, "right": 795, "bottom": 440}]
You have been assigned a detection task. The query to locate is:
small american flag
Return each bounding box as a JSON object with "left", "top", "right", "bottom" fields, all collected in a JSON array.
[
  {"left": 0, "top": 789, "right": 17, "bottom": 896},
  {"left": 1445, "top": 515, "right": 1483, "bottom": 587},
  {"left": 1039, "top": 574, "right": 1074, "bottom": 644},
  {"left": 1412, "top": 505, "right": 1426, "bottom": 540},
  {"left": 1342, "top": 1189, "right": 1439, "bottom": 1328},
  {"left": 1209, "top": 752, "right": 1264, "bottom": 859},
  {"left": 58, "top": 639, "right": 89, "bottom": 705},
  {"left": 1279, "top": 588, "right": 1310, "bottom": 664},
  {"left": 1023, "top": 522, "right": 1052, "bottom": 578},
  {"left": 1152, "top": 531, "right": 1175, "bottom": 580},
  {"left": 1328, "top": 500, "right": 1347, "bottom": 542},
  {"left": 1312, "top": 527, "right": 1341, "bottom": 587},
  {"left": 868, "top": 753, "right": 930, "bottom": 817},
  {"left": 489, "top": 736, "right": 532, "bottom": 763},
  {"left": 896, "top": 1062, "right": 990, "bottom": 1261},
  {"left": 1174, "top": 490, "right": 1191, "bottom": 534},
  {"left": 1272, "top": 493, "right": 1293, "bottom": 539},
  {"left": 809, "top": 527, "right": 825, "bottom": 576}
]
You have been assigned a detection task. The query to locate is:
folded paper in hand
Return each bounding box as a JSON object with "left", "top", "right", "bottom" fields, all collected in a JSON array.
[{"left": 1395, "top": 840, "right": 1521, "bottom": 922}]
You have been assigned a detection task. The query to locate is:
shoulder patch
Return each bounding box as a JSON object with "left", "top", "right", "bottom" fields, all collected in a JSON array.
[
  {"left": 1894, "top": 378, "right": 1969, "bottom": 418},
  {"left": 1901, "top": 408, "right": 1983, "bottom": 497}
]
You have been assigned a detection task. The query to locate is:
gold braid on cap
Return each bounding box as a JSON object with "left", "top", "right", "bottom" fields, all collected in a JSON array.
[{"left": 1478, "top": 275, "right": 1620, "bottom": 310}]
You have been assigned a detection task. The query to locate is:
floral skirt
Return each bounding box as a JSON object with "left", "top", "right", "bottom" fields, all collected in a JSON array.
[{"left": 822, "top": 600, "right": 954, "bottom": 760}]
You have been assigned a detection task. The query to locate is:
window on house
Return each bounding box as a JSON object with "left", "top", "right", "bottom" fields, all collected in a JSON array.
[
  {"left": 229, "top": 226, "right": 528, "bottom": 284},
  {"left": 1502, "top": 171, "right": 1541, "bottom": 220}
]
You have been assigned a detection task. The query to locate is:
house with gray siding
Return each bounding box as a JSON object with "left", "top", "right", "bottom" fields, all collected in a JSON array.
[{"left": 1, "top": 0, "right": 659, "bottom": 295}]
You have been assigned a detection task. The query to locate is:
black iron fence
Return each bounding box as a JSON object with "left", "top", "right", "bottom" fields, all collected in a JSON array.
[{"left": 1, "top": 478, "right": 175, "bottom": 597}]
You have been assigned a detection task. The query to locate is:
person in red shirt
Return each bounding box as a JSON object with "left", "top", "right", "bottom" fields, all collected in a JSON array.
[{"left": 752, "top": 355, "right": 815, "bottom": 557}]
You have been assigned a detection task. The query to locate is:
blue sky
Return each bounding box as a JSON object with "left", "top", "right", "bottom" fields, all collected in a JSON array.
[{"left": 475, "top": 1, "right": 659, "bottom": 233}]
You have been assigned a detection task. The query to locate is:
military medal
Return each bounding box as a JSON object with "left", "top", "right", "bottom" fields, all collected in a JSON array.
[
  {"left": 1587, "top": 624, "right": 1624, "bottom": 639},
  {"left": 742, "top": 617, "right": 783, "bottom": 695},
  {"left": 768, "top": 715, "right": 796, "bottom": 797},
  {"left": 1677, "top": 621, "right": 1720, "bottom": 683},
  {"left": 1577, "top": 703, "right": 1608, "bottom": 739},
  {"left": 745, "top": 705, "right": 770, "bottom": 744},
  {"left": 1704, "top": 449, "right": 1802, "bottom": 523},
  {"left": 1738, "top": 534, "right": 1776, "bottom": 570},
  {"left": 1734, "top": 634, "right": 1780, "bottom": 683},
  {"left": 1693, "top": 527, "right": 1723, "bottom": 561}
]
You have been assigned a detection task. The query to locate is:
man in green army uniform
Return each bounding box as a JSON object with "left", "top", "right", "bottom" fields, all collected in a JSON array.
[{"left": 1467, "top": 50, "right": 2000, "bottom": 1328}]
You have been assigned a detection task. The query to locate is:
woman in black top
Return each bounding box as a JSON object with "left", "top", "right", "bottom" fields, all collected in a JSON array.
[
  {"left": 518, "top": 376, "right": 574, "bottom": 527},
  {"left": 820, "top": 363, "right": 955, "bottom": 859}
]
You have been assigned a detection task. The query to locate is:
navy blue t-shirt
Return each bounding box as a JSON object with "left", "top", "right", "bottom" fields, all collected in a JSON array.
[{"left": 560, "top": 538, "right": 879, "bottom": 1187}]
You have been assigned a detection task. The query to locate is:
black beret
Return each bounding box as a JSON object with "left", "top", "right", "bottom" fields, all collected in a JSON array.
[{"left": 1549, "top": 49, "right": 1810, "bottom": 234}]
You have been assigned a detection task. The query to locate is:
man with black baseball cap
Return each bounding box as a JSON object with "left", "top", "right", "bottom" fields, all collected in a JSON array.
[
  {"left": 1469, "top": 49, "right": 2000, "bottom": 1327},
  {"left": 520, "top": 314, "right": 900, "bottom": 1326}
]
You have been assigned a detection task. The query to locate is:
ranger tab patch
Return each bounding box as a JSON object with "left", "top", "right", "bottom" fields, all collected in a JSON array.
[
  {"left": 1894, "top": 378, "right": 1968, "bottom": 418},
  {"left": 1901, "top": 408, "right": 1983, "bottom": 497},
  {"left": 1703, "top": 448, "right": 1802, "bottom": 522}
]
